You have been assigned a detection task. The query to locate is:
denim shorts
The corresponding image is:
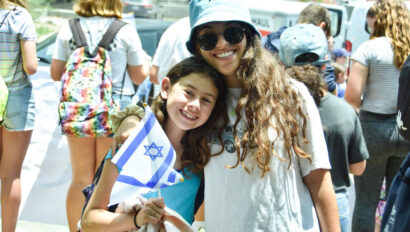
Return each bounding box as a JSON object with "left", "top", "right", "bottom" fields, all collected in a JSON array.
[{"left": 3, "top": 86, "right": 35, "bottom": 131}]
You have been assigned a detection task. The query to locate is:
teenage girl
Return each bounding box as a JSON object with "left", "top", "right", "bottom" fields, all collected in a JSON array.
[
  {"left": 0, "top": 0, "right": 37, "bottom": 231},
  {"left": 81, "top": 56, "right": 227, "bottom": 232}
]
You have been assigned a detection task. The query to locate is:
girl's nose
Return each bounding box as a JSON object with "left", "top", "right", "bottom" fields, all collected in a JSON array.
[
  {"left": 188, "top": 98, "right": 200, "bottom": 111},
  {"left": 214, "top": 33, "right": 229, "bottom": 49}
]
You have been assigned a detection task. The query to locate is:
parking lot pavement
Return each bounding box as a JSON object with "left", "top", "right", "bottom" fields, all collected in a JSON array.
[{"left": 2, "top": 219, "right": 69, "bottom": 232}]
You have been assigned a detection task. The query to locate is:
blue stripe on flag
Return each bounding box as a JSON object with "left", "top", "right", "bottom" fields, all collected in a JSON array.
[
  {"left": 115, "top": 144, "right": 175, "bottom": 189},
  {"left": 146, "top": 145, "right": 175, "bottom": 188},
  {"left": 115, "top": 113, "right": 157, "bottom": 168},
  {"left": 116, "top": 174, "right": 145, "bottom": 187},
  {"left": 167, "top": 171, "right": 176, "bottom": 183}
]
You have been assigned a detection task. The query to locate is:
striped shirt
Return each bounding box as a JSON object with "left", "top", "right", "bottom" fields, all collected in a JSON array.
[
  {"left": 0, "top": 6, "right": 36, "bottom": 92},
  {"left": 351, "top": 37, "right": 400, "bottom": 114}
]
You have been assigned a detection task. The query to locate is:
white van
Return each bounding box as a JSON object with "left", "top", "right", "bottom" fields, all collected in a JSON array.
[
  {"left": 345, "top": 0, "right": 410, "bottom": 54},
  {"left": 247, "top": 0, "right": 348, "bottom": 49}
]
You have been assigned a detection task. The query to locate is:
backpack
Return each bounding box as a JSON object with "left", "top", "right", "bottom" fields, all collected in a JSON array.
[
  {"left": 0, "top": 76, "right": 7, "bottom": 125},
  {"left": 396, "top": 55, "right": 410, "bottom": 141},
  {"left": 58, "top": 18, "right": 126, "bottom": 137},
  {"left": 381, "top": 153, "right": 410, "bottom": 232}
]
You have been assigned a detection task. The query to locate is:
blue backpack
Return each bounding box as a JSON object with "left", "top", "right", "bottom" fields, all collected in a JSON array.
[{"left": 381, "top": 153, "right": 410, "bottom": 232}]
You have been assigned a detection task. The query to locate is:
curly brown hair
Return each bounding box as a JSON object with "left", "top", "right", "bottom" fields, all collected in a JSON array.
[
  {"left": 150, "top": 57, "right": 228, "bottom": 174},
  {"left": 372, "top": 0, "right": 410, "bottom": 69},
  {"left": 225, "top": 25, "right": 312, "bottom": 177},
  {"left": 286, "top": 65, "right": 326, "bottom": 107}
]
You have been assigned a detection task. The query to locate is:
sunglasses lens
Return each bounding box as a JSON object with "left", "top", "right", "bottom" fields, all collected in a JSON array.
[
  {"left": 224, "top": 27, "right": 244, "bottom": 45},
  {"left": 198, "top": 33, "right": 218, "bottom": 51},
  {"left": 197, "top": 27, "right": 245, "bottom": 51}
]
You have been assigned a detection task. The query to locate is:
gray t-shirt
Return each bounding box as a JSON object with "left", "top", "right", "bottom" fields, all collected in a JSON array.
[
  {"left": 351, "top": 36, "right": 400, "bottom": 114},
  {"left": 318, "top": 93, "right": 369, "bottom": 192},
  {"left": 0, "top": 6, "right": 36, "bottom": 92}
]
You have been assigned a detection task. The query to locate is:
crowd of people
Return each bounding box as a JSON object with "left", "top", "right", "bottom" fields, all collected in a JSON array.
[{"left": 0, "top": 0, "right": 409, "bottom": 232}]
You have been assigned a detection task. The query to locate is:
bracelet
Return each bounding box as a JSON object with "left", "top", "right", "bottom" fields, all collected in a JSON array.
[
  {"left": 110, "top": 104, "right": 145, "bottom": 133},
  {"left": 133, "top": 208, "right": 142, "bottom": 229}
]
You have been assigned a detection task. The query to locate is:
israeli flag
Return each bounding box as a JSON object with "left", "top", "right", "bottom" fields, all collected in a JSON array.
[{"left": 109, "top": 107, "right": 183, "bottom": 206}]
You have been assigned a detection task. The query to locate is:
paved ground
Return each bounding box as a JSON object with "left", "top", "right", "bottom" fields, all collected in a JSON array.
[{"left": 5, "top": 63, "right": 71, "bottom": 231}]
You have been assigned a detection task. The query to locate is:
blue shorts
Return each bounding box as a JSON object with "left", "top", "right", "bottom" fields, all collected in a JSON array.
[{"left": 3, "top": 86, "right": 35, "bottom": 131}]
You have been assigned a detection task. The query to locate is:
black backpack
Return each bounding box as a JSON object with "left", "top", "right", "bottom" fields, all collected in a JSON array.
[{"left": 397, "top": 55, "right": 410, "bottom": 141}]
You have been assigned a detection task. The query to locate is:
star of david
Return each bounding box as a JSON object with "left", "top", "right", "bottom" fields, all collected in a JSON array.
[{"left": 143, "top": 142, "right": 164, "bottom": 161}]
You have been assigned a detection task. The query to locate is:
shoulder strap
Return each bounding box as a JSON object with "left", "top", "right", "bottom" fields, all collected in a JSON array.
[
  {"left": 98, "top": 20, "right": 127, "bottom": 49},
  {"left": 69, "top": 18, "right": 88, "bottom": 48}
]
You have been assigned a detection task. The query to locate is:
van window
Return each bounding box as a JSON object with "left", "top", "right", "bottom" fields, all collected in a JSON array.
[{"left": 328, "top": 8, "right": 342, "bottom": 37}]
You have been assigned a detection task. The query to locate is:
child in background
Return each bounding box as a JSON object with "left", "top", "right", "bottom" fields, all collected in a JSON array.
[
  {"left": 333, "top": 63, "right": 347, "bottom": 98},
  {"left": 81, "top": 57, "right": 227, "bottom": 231}
]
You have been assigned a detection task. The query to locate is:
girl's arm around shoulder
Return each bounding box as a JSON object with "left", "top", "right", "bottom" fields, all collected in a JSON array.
[
  {"left": 110, "top": 104, "right": 145, "bottom": 153},
  {"left": 303, "top": 169, "right": 341, "bottom": 232}
]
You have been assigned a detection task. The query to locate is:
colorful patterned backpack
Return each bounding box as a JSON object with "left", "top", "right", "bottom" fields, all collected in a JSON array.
[{"left": 58, "top": 18, "right": 126, "bottom": 137}]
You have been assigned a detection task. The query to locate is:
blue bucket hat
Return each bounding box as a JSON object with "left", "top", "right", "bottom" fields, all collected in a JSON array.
[
  {"left": 279, "top": 24, "right": 330, "bottom": 67},
  {"left": 186, "top": 0, "right": 260, "bottom": 54}
]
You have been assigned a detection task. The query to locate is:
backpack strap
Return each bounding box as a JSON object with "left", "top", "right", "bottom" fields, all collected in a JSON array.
[
  {"left": 98, "top": 20, "right": 127, "bottom": 49},
  {"left": 69, "top": 18, "right": 88, "bottom": 48}
]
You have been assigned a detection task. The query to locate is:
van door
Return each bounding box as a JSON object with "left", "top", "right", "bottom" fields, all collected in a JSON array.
[{"left": 248, "top": 0, "right": 348, "bottom": 49}]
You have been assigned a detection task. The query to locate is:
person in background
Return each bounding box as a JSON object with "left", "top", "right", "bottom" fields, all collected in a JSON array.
[
  {"left": 0, "top": 0, "right": 37, "bottom": 231},
  {"left": 114, "top": 0, "right": 340, "bottom": 231},
  {"left": 333, "top": 63, "right": 347, "bottom": 98},
  {"left": 50, "top": 0, "right": 149, "bottom": 231},
  {"left": 279, "top": 24, "right": 369, "bottom": 232},
  {"left": 263, "top": 3, "right": 337, "bottom": 95},
  {"left": 331, "top": 48, "right": 351, "bottom": 67},
  {"left": 149, "top": 16, "right": 192, "bottom": 98},
  {"left": 344, "top": 0, "right": 410, "bottom": 231}
]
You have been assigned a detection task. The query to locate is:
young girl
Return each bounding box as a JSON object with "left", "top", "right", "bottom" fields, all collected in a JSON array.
[
  {"left": 0, "top": 0, "right": 37, "bottom": 231},
  {"left": 115, "top": 0, "right": 340, "bottom": 231},
  {"left": 81, "top": 56, "right": 227, "bottom": 231},
  {"left": 50, "top": 0, "right": 149, "bottom": 230}
]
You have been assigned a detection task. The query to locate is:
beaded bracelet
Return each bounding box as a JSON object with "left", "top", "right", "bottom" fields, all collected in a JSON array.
[{"left": 133, "top": 208, "right": 142, "bottom": 230}]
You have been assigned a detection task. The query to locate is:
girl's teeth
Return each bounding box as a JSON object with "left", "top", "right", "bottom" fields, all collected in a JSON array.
[
  {"left": 217, "top": 51, "right": 233, "bottom": 58},
  {"left": 182, "top": 111, "right": 195, "bottom": 119}
]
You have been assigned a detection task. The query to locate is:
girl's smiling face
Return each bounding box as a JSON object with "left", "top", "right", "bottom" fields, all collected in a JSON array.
[
  {"left": 196, "top": 22, "right": 247, "bottom": 80},
  {"left": 161, "top": 72, "right": 218, "bottom": 132}
]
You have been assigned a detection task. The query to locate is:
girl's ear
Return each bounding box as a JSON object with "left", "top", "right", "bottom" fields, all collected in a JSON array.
[{"left": 160, "top": 77, "right": 171, "bottom": 99}]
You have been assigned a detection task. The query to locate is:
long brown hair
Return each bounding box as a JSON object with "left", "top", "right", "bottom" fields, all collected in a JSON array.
[
  {"left": 74, "top": 0, "right": 123, "bottom": 19},
  {"left": 226, "top": 25, "right": 311, "bottom": 177},
  {"left": 286, "top": 65, "right": 327, "bottom": 107},
  {"left": 372, "top": 0, "right": 410, "bottom": 69},
  {"left": 151, "top": 57, "right": 228, "bottom": 174}
]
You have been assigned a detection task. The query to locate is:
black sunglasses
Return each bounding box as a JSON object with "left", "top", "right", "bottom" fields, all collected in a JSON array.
[{"left": 197, "top": 27, "right": 246, "bottom": 51}]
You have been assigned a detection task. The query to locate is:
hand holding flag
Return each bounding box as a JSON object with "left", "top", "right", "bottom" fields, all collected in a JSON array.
[{"left": 109, "top": 107, "right": 183, "bottom": 206}]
